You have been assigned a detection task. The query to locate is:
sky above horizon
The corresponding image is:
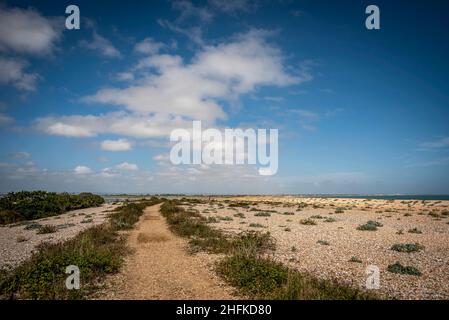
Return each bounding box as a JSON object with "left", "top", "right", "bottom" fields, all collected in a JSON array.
[{"left": 0, "top": 0, "right": 449, "bottom": 194}]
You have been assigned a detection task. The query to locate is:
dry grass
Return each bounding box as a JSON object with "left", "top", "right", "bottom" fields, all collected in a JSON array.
[{"left": 137, "top": 232, "right": 169, "bottom": 243}]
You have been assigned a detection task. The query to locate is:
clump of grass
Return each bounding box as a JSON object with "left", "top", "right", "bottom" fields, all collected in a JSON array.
[
  {"left": 324, "top": 217, "right": 336, "bottom": 223},
  {"left": 428, "top": 212, "right": 441, "bottom": 218},
  {"left": 357, "top": 220, "right": 383, "bottom": 231},
  {"left": 233, "top": 213, "right": 245, "bottom": 219},
  {"left": 396, "top": 229, "right": 404, "bottom": 235},
  {"left": 206, "top": 216, "right": 219, "bottom": 223},
  {"left": 387, "top": 262, "right": 421, "bottom": 276},
  {"left": 334, "top": 208, "right": 345, "bottom": 214},
  {"left": 228, "top": 202, "right": 250, "bottom": 208},
  {"left": 390, "top": 243, "right": 424, "bottom": 253},
  {"left": 80, "top": 218, "right": 93, "bottom": 224},
  {"left": 284, "top": 227, "right": 291, "bottom": 232},
  {"left": 300, "top": 218, "right": 317, "bottom": 226},
  {"left": 291, "top": 246, "right": 297, "bottom": 252},
  {"left": 317, "top": 240, "right": 330, "bottom": 246},
  {"left": 310, "top": 215, "right": 323, "bottom": 219},
  {"left": 37, "top": 225, "right": 57, "bottom": 234},
  {"left": 349, "top": 256, "right": 362, "bottom": 263},
  {"left": 219, "top": 216, "right": 233, "bottom": 221},
  {"left": 408, "top": 228, "right": 422, "bottom": 234},
  {"left": 217, "top": 255, "right": 378, "bottom": 300},
  {"left": 16, "top": 236, "right": 28, "bottom": 243},
  {"left": 403, "top": 213, "right": 412, "bottom": 217},
  {"left": 24, "top": 223, "right": 42, "bottom": 230},
  {"left": 280, "top": 212, "right": 294, "bottom": 216},
  {"left": 254, "top": 212, "right": 271, "bottom": 217},
  {"left": 249, "top": 223, "right": 265, "bottom": 228}
]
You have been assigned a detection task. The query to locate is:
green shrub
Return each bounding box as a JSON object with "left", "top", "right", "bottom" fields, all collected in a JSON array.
[
  {"left": 390, "top": 243, "right": 424, "bottom": 253},
  {"left": 37, "top": 225, "right": 57, "bottom": 234},
  {"left": 217, "top": 255, "right": 378, "bottom": 300},
  {"left": 408, "top": 228, "right": 422, "bottom": 234},
  {"left": 0, "top": 191, "right": 105, "bottom": 224},
  {"left": 317, "top": 240, "right": 330, "bottom": 246},
  {"left": 387, "top": 262, "right": 421, "bottom": 276},
  {"left": 279, "top": 212, "right": 294, "bottom": 216},
  {"left": 254, "top": 212, "right": 271, "bottom": 217},
  {"left": 349, "top": 256, "right": 362, "bottom": 263},
  {"left": 300, "top": 218, "right": 316, "bottom": 226},
  {"left": 357, "top": 220, "right": 383, "bottom": 231},
  {"left": 249, "top": 223, "right": 265, "bottom": 228}
]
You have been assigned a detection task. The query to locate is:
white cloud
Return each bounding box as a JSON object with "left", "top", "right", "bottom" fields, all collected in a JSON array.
[
  {"left": 134, "top": 37, "right": 166, "bottom": 55},
  {"left": 0, "top": 5, "right": 61, "bottom": 55},
  {"left": 419, "top": 137, "right": 449, "bottom": 149},
  {"left": 0, "top": 112, "right": 14, "bottom": 126},
  {"left": 116, "top": 72, "right": 134, "bottom": 81},
  {"left": 82, "top": 30, "right": 303, "bottom": 125},
  {"left": 11, "top": 151, "right": 31, "bottom": 159},
  {"left": 0, "top": 57, "right": 39, "bottom": 91},
  {"left": 172, "top": 0, "right": 214, "bottom": 23},
  {"left": 115, "top": 162, "right": 138, "bottom": 171},
  {"left": 80, "top": 32, "right": 122, "bottom": 58},
  {"left": 208, "top": 0, "right": 256, "bottom": 13},
  {"left": 74, "top": 165, "right": 93, "bottom": 175},
  {"left": 35, "top": 112, "right": 192, "bottom": 138},
  {"left": 100, "top": 138, "right": 133, "bottom": 151}
]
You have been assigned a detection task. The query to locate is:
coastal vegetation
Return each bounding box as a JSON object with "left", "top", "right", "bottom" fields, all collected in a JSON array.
[{"left": 0, "top": 191, "right": 105, "bottom": 225}]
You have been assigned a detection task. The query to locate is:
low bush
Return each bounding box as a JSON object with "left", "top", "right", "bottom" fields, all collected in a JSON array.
[
  {"left": 0, "top": 191, "right": 105, "bottom": 224},
  {"left": 387, "top": 262, "right": 421, "bottom": 276},
  {"left": 390, "top": 243, "right": 424, "bottom": 253},
  {"left": 300, "top": 218, "right": 317, "bottom": 226}
]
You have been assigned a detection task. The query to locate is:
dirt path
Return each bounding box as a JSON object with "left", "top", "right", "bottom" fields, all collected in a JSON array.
[{"left": 97, "top": 204, "right": 237, "bottom": 300}]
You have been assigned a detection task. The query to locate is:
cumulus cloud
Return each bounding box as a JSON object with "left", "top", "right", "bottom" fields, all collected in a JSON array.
[
  {"left": 115, "top": 162, "right": 139, "bottom": 171},
  {"left": 74, "top": 165, "right": 93, "bottom": 175},
  {"left": 80, "top": 32, "right": 122, "bottom": 58},
  {"left": 81, "top": 30, "right": 303, "bottom": 123},
  {"left": 0, "top": 57, "right": 39, "bottom": 91},
  {"left": 0, "top": 5, "right": 62, "bottom": 55},
  {"left": 134, "top": 37, "right": 166, "bottom": 55},
  {"left": 100, "top": 138, "right": 133, "bottom": 151},
  {"left": 35, "top": 112, "right": 192, "bottom": 138}
]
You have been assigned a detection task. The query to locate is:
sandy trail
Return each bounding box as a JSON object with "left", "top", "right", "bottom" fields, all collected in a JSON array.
[{"left": 98, "top": 204, "right": 236, "bottom": 300}]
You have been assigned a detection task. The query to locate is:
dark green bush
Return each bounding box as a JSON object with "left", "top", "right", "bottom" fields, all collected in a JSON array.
[
  {"left": 0, "top": 191, "right": 105, "bottom": 224},
  {"left": 390, "top": 243, "right": 424, "bottom": 253},
  {"left": 387, "top": 262, "right": 421, "bottom": 276}
]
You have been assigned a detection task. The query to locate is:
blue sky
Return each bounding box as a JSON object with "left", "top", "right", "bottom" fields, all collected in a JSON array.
[{"left": 0, "top": 0, "right": 449, "bottom": 194}]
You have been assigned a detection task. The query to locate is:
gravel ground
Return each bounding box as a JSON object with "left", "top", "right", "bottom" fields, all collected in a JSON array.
[
  {"left": 0, "top": 203, "right": 119, "bottom": 270},
  {"left": 185, "top": 196, "right": 449, "bottom": 300}
]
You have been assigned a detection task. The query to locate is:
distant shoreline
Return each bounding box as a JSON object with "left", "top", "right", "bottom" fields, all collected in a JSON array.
[{"left": 103, "top": 194, "right": 449, "bottom": 201}]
